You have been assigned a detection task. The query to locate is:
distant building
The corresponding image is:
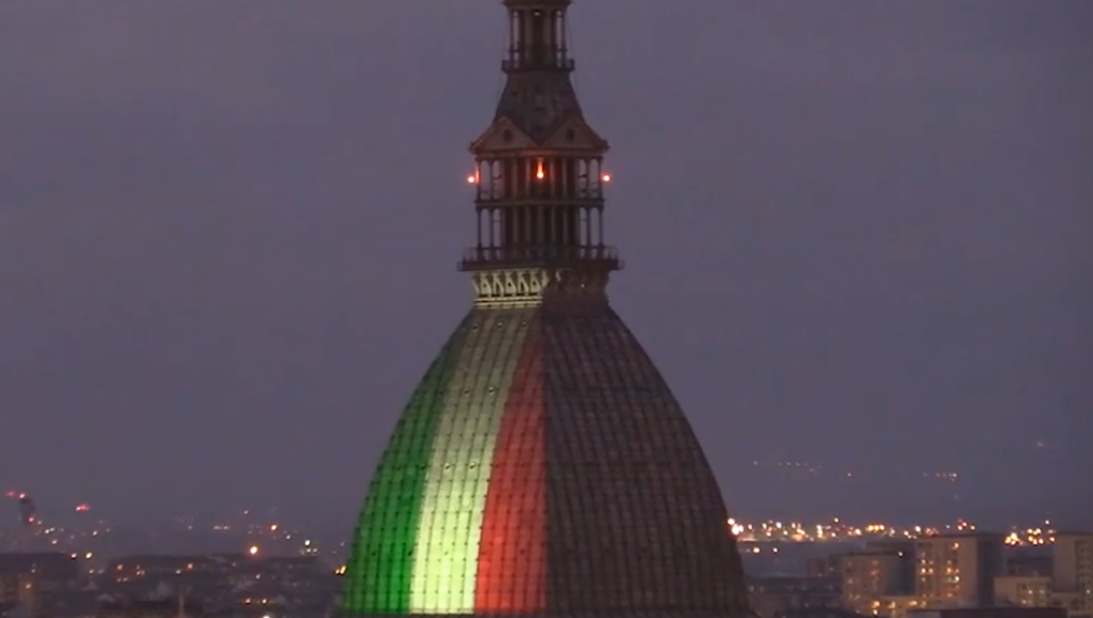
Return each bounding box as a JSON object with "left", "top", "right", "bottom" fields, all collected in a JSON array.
[
  {"left": 0, "top": 602, "right": 30, "bottom": 618},
  {"left": 908, "top": 607, "right": 1065, "bottom": 618},
  {"left": 994, "top": 576, "right": 1052, "bottom": 608},
  {"left": 236, "top": 556, "right": 321, "bottom": 581},
  {"left": 809, "top": 556, "right": 843, "bottom": 579},
  {"left": 870, "top": 594, "right": 925, "bottom": 618},
  {"left": 779, "top": 608, "right": 873, "bottom": 618},
  {"left": 47, "top": 588, "right": 101, "bottom": 618},
  {"left": 750, "top": 576, "right": 842, "bottom": 618},
  {"left": 915, "top": 533, "right": 1005, "bottom": 608},
  {"left": 871, "top": 541, "right": 918, "bottom": 595},
  {"left": 1052, "top": 532, "right": 1093, "bottom": 617},
  {"left": 0, "top": 553, "right": 81, "bottom": 618},
  {"left": 96, "top": 598, "right": 201, "bottom": 618},
  {"left": 0, "top": 574, "right": 30, "bottom": 609},
  {"left": 104, "top": 555, "right": 243, "bottom": 583},
  {"left": 841, "top": 545, "right": 915, "bottom": 615},
  {"left": 0, "top": 554, "right": 80, "bottom": 584},
  {"left": 1007, "top": 553, "right": 1053, "bottom": 578}
]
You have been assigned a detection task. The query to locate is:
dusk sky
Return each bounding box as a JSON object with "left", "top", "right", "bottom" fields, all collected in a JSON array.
[{"left": 1, "top": 1, "right": 1090, "bottom": 530}]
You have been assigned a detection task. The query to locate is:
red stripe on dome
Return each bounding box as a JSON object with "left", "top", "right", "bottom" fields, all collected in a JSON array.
[{"left": 474, "top": 326, "right": 547, "bottom": 613}]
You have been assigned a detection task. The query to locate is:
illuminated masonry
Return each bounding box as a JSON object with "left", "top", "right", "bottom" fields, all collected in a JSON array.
[{"left": 343, "top": 1, "right": 751, "bottom": 616}]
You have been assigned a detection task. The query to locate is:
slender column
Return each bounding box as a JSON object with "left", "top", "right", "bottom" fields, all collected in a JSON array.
[
  {"left": 560, "top": 158, "right": 568, "bottom": 199},
  {"left": 552, "top": 159, "right": 560, "bottom": 198},
  {"left": 597, "top": 208, "right": 604, "bottom": 246},
  {"left": 516, "top": 11, "right": 525, "bottom": 66},
  {"left": 522, "top": 11, "right": 531, "bottom": 65},
  {"left": 584, "top": 208, "right": 591, "bottom": 247},
  {"left": 507, "top": 159, "right": 515, "bottom": 200},
  {"left": 537, "top": 205, "right": 545, "bottom": 248},
  {"left": 547, "top": 159, "right": 554, "bottom": 198},
  {"left": 586, "top": 159, "right": 593, "bottom": 198},
  {"left": 551, "top": 10, "right": 560, "bottom": 64},
  {"left": 489, "top": 209, "right": 496, "bottom": 249},
  {"left": 547, "top": 205, "right": 554, "bottom": 250},
  {"left": 560, "top": 9, "right": 567, "bottom": 63},
  {"left": 598, "top": 157, "right": 607, "bottom": 196},
  {"left": 523, "top": 206, "right": 531, "bottom": 247},
  {"left": 576, "top": 160, "right": 583, "bottom": 198},
  {"left": 509, "top": 11, "right": 517, "bottom": 64}
]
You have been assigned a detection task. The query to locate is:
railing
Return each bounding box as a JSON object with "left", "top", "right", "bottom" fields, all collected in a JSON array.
[
  {"left": 459, "top": 244, "right": 622, "bottom": 271},
  {"left": 473, "top": 193, "right": 604, "bottom": 207}
]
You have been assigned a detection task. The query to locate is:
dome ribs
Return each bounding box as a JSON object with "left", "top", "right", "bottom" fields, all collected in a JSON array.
[
  {"left": 344, "top": 305, "right": 751, "bottom": 617},
  {"left": 343, "top": 314, "right": 474, "bottom": 614},
  {"left": 474, "top": 316, "right": 547, "bottom": 612},
  {"left": 409, "top": 311, "right": 530, "bottom": 613}
]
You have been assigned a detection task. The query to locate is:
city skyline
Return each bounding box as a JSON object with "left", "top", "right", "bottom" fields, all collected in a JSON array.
[{"left": 1, "top": 0, "right": 1091, "bottom": 527}]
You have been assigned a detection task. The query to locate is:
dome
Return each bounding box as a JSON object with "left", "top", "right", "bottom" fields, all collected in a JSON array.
[{"left": 342, "top": 302, "right": 750, "bottom": 616}]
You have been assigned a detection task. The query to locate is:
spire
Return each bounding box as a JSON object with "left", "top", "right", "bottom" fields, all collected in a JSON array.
[{"left": 462, "top": 0, "right": 619, "bottom": 306}]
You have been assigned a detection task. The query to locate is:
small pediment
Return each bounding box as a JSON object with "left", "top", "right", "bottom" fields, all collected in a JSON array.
[
  {"left": 469, "top": 117, "right": 536, "bottom": 155},
  {"left": 542, "top": 117, "right": 610, "bottom": 152}
]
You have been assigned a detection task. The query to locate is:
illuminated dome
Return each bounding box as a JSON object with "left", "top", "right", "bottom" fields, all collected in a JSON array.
[
  {"left": 343, "top": 304, "right": 749, "bottom": 615},
  {"left": 342, "top": 1, "right": 750, "bottom": 616}
]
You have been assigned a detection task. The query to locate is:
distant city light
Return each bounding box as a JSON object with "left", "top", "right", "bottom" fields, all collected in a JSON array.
[
  {"left": 724, "top": 517, "right": 1058, "bottom": 547},
  {"left": 249, "top": 545, "right": 259, "bottom": 556}
]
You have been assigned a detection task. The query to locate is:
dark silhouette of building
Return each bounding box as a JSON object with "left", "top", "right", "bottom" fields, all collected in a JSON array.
[
  {"left": 907, "top": 607, "right": 1065, "bottom": 618},
  {"left": 749, "top": 576, "right": 842, "bottom": 618},
  {"left": 341, "top": 0, "right": 750, "bottom": 616},
  {"left": 1004, "top": 552, "right": 1052, "bottom": 578},
  {"left": 0, "top": 554, "right": 79, "bottom": 585},
  {"left": 97, "top": 598, "right": 202, "bottom": 618},
  {"left": 0, "top": 553, "right": 81, "bottom": 618}
]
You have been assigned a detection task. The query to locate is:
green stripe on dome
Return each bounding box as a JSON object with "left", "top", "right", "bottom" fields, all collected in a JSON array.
[{"left": 343, "top": 314, "right": 473, "bottom": 615}]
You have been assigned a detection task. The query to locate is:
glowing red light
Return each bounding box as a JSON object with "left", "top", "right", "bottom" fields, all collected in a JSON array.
[{"left": 75, "top": 504, "right": 91, "bottom": 512}]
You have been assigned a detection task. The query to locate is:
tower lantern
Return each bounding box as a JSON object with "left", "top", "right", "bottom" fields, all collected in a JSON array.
[{"left": 465, "top": 0, "right": 616, "bottom": 305}]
